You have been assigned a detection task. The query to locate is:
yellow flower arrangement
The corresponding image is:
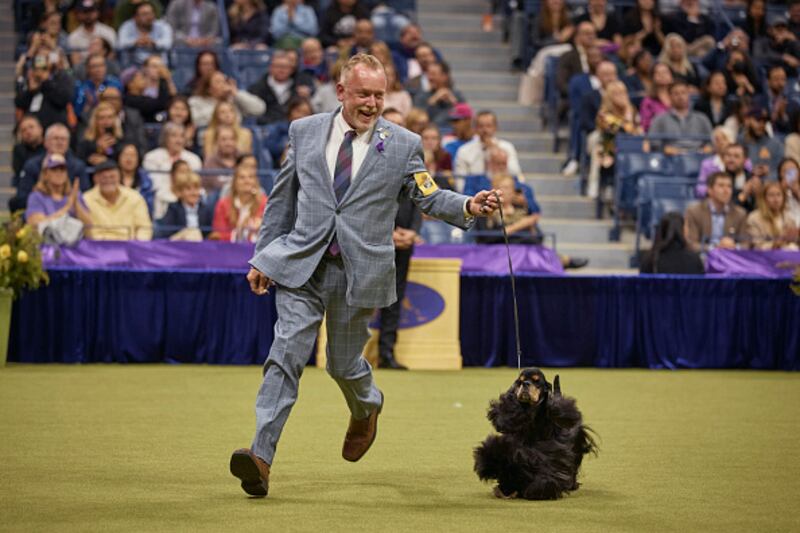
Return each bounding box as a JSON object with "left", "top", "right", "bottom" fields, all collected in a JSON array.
[{"left": 0, "top": 213, "right": 48, "bottom": 299}]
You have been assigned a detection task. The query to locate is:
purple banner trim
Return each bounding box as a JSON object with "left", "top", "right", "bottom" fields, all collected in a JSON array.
[
  {"left": 411, "top": 244, "right": 565, "bottom": 274},
  {"left": 706, "top": 249, "right": 800, "bottom": 278},
  {"left": 42, "top": 241, "right": 566, "bottom": 274}
]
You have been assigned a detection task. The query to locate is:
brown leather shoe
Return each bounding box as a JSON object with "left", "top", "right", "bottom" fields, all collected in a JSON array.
[
  {"left": 342, "top": 392, "right": 384, "bottom": 462},
  {"left": 230, "top": 448, "right": 270, "bottom": 497}
]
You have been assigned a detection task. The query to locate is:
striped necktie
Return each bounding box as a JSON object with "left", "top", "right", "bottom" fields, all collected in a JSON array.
[
  {"left": 327, "top": 130, "right": 357, "bottom": 256},
  {"left": 333, "top": 130, "right": 357, "bottom": 203}
]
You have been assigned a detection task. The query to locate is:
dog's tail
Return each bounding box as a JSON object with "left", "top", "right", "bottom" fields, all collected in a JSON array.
[{"left": 553, "top": 375, "right": 561, "bottom": 396}]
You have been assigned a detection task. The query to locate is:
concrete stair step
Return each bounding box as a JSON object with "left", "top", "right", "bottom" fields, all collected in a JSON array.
[
  {"left": 454, "top": 70, "right": 521, "bottom": 86},
  {"left": 461, "top": 84, "right": 520, "bottom": 101},
  {"left": 519, "top": 153, "right": 565, "bottom": 173},
  {"left": 421, "top": 1, "right": 487, "bottom": 14},
  {"left": 419, "top": 12, "right": 487, "bottom": 23},
  {"left": 539, "top": 218, "right": 616, "bottom": 243},
  {"left": 492, "top": 118, "right": 544, "bottom": 133},
  {"left": 537, "top": 194, "right": 596, "bottom": 218},
  {"left": 437, "top": 44, "right": 509, "bottom": 58},
  {"left": 501, "top": 133, "right": 558, "bottom": 153},
  {"left": 557, "top": 242, "right": 634, "bottom": 269},
  {"left": 426, "top": 28, "right": 505, "bottom": 44},
  {"left": 525, "top": 175, "right": 579, "bottom": 195},
  {"left": 445, "top": 56, "right": 509, "bottom": 71}
]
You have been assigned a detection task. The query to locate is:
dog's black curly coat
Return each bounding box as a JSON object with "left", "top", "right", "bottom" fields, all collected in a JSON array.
[{"left": 473, "top": 368, "right": 597, "bottom": 500}]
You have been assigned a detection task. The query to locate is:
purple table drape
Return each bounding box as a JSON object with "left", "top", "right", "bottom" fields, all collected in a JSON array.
[
  {"left": 42, "top": 241, "right": 566, "bottom": 274},
  {"left": 706, "top": 249, "right": 800, "bottom": 278}
]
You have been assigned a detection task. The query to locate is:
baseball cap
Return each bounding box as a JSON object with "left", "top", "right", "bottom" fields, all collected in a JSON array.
[
  {"left": 746, "top": 106, "right": 768, "bottom": 120},
  {"left": 76, "top": 0, "right": 99, "bottom": 11},
  {"left": 41, "top": 153, "right": 67, "bottom": 170},
  {"left": 94, "top": 159, "right": 119, "bottom": 173},
  {"left": 448, "top": 102, "right": 473, "bottom": 121},
  {"left": 770, "top": 16, "right": 789, "bottom": 27}
]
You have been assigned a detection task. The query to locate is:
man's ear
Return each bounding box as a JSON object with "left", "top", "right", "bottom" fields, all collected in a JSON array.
[{"left": 335, "top": 82, "right": 345, "bottom": 103}]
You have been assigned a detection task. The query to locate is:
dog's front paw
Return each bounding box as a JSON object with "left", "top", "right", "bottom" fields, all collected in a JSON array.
[{"left": 493, "top": 486, "right": 518, "bottom": 499}]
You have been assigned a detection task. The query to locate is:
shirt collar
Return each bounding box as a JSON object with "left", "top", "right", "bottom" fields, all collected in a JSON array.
[
  {"left": 708, "top": 199, "right": 729, "bottom": 215},
  {"left": 334, "top": 109, "right": 375, "bottom": 144}
]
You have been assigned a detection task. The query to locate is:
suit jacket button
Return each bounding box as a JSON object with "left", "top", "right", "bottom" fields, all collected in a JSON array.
[{"left": 335, "top": 209, "right": 341, "bottom": 215}]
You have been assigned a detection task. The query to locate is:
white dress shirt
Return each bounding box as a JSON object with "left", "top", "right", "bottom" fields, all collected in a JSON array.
[
  {"left": 325, "top": 111, "right": 374, "bottom": 182},
  {"left": 324, "top": 110, "right": 474, "bottom": 217}
]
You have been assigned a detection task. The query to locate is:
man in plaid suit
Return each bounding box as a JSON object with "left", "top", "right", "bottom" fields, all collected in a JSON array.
[{"left": 230, "top": 53, "right": 501, "bottom": 498}]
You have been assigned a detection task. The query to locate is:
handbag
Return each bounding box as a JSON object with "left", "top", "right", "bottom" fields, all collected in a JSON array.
[{"left": 38, "top": 215, "right": 84, "bottom": 246}]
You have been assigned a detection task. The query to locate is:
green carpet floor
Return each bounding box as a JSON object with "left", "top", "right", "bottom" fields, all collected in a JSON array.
[{"left": 1, "top": 365, "right": 799, "bottom": 533}]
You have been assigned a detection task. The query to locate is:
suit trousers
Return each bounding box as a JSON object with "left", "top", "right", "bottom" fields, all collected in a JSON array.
[
  {"left": 251, "top": 255, "right": 383, "bottom": 465},
  {"left": 378, "top": 248, "right": 412, "bottom": 357}
]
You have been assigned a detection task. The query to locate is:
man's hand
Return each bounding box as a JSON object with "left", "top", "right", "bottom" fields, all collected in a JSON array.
[
  {"left": 247, "top": 267, "right": 274, "bottom": 296},
  {"left": 718, "top": 236, "right": 737, "bottom": 250},
  {"left": 469, "top": 189, "right": 502, "bottom": 217},
  {"left": 392, "top": 228, "right": 417, "bottom": 250}
]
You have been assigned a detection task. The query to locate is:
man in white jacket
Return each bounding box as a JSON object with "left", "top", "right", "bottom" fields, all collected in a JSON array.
[{"left": 454, "top": 110, "right": 523, "bottom": 181}]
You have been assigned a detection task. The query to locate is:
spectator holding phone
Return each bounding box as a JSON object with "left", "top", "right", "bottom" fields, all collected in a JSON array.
[
  {"left": 778, "top": 158, "right": 800, "bottom": 226},
  {"left": 14, "top": 47, "right": 73, "bottom": 130},
  {"left": 123, "top": 54, "right": 176, "bottom": 122},
  {"left": 76, "top": 101, "right": 126, "bottom": 166}
]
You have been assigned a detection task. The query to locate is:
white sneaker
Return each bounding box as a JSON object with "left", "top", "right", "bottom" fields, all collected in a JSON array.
[{"left": 561, "top": 160, "right": 579, "bottom": 177}]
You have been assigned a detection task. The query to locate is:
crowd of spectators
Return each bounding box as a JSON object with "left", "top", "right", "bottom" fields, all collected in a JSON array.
[
  {"left": 515, "top": 0, "right": 800, "bottom": 261},
  {"left": 14, "top": 0, "right": 800, "bottom": 269},
  {"left": 11, "top": 0, "right": 563, "bottom": 253}
]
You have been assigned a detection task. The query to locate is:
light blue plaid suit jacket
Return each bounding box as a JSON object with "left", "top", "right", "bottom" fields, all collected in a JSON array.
[{"left": 250, "top": 109, "right": 474, "bottom": 308}]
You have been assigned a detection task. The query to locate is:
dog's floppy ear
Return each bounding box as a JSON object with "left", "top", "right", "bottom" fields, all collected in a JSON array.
[{"left": 553, "top": 375, "right": 561, "bottom": 397}]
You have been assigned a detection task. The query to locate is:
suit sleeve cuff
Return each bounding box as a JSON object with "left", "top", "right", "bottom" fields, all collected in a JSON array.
[{"left": 463, "top": 198, "right": 474, "bottom": 219}]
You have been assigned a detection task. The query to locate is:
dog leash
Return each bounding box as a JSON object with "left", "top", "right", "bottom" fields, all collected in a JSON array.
[{"left": 493, "top": 192, "right": 522, "bottom": 370}]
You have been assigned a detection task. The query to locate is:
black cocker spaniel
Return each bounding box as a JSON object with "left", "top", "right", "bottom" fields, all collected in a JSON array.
[{"left": 473, "top": 368, "right": 597, "bottom": 500}]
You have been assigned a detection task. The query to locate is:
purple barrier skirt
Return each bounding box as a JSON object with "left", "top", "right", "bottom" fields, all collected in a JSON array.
[
  {"left": 411, "top": 244, "right": 564, "bottom": 274},
  {"left": 42, "top": 241, "right": 566, "bottom": 274},
  {"left": 706, "top": 249, "right": 800, "bottom": 278}
]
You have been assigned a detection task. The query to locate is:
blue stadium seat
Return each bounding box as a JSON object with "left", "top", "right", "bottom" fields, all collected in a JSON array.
[
  {"left": 169, "top": 47, "right": 231, "bottom": 92},
  {"left": 615, "top": 134, "right": 646, "bottom": 153},
  {"left": 385, "top": 0, "right": 417, "bottom": 16},
  {"left": 257, "top": 168, "right": 279, "bottom": 195},
  {"left": 249, "top": 125, "right": 277, "bottom": 170},
  {"left": 230, "top": 49, "right": 271, "bottom": 89},
  {"left": 614, "top": 152, "right": 672, "bottom": 212},
  {"left": 143, "top": 123, "right": 163, "bottom": 151},
  {"left": 371, "top": 9, "right": 412, "bottom": 46},
  {"left": 420, "top": 219, "right": 472, "bottom": 244},
  {"left": 634, "top": 175, "right": 697, "bottom": 257},
  {"left": 670, "top": 152, "right": 706, "bottom": 178},
  {"left": 462, "top": 175, "right": 491, "bottom": 197},
  {"left": 610, "top": 152, "right": 673, "bottom": 240}
]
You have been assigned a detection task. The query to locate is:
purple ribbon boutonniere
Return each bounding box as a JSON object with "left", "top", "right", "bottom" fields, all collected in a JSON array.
[{"left": 376, "top": 127, "right": 390, "bottom": 153}]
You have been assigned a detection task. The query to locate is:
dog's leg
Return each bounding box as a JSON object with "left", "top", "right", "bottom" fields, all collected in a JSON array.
[
  {"left": 522, "top": 476, "right": 563, "bottom": 500},
  {"left": 493, "top": 485, "right": 518, "bottom": 499},
  {"left": 473, "top": 435, "right": 512, "bottom": 481}
]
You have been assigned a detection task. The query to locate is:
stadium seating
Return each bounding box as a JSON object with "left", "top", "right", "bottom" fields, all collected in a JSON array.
[{"left": 634, "top": 175, "right": 697, "bottom": 260}]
